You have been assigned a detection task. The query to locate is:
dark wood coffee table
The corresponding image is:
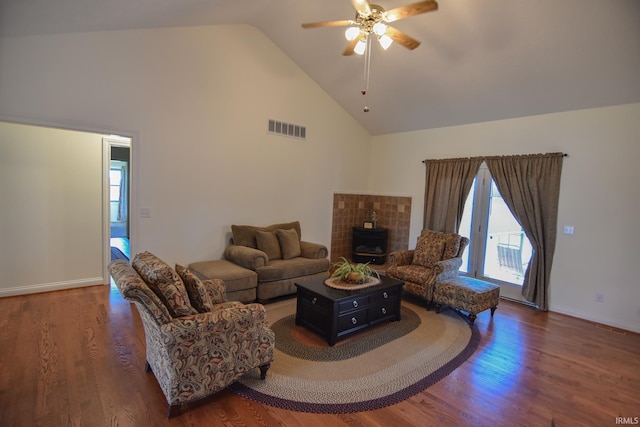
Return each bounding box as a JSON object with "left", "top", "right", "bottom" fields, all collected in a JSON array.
[{"left": 294, "top": 275, "right": 404, "bottom": 346}]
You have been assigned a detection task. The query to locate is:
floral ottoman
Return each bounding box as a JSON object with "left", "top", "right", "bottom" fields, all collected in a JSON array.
[{"left": 433, "top": 276, "right": 500, "bottom": 325}]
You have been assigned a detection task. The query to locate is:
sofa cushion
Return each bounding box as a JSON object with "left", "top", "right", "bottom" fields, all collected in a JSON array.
[
  {"left": 412, "top": 233, "right": 447, "bottom": 269},
  {"left": 175, "top": 264, "right": 218, "bottom": 313},
  {"left": 232, "top": 221, "right": 301, "bottom": 249},
  {"left": 189, "top": 259, "right": 257, "bottom": 293},
  {"left": 132, "top": 252, "right": 197, "bottom": 317},
  {"left": 277, "top": 228, "right": 302, "bottom": 259},
  {"left": 256, "top": 257, "right": 330, "bottom": 282},
  {"left": 256, "top": 230, "right": 282, "bottom": 260}
]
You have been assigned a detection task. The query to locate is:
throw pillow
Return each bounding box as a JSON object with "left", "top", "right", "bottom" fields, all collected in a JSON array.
[
  {"left": 175, "top": 264, "right": 216, "bottom": 313},
  {"left": 256, "top": 230, "right": 282, "bottom": 260},
  {"left": 132, "top": 252, "right": 197, "bottom": 317},
  {"left": 277, "top": 228, "right": 302, "bottom": 260},
  {"left": 419, "top": 230, "right": 462, "bottom": 260},
  {"left": 443, "top": 234, "right": 462, "bottom": 260},
  {"left": 412, "top": 234, "right": 447, "bottom": 269}
]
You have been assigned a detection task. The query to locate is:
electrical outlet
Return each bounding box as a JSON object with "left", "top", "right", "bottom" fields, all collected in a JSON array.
[
  {"left": 140, "top": 207, "right": 152, "bottom": 218},
  {"left": 563, "top": 225, "right": 575, "bottom": 235},
  {"left": 596, "top": 293, "right": 604, "bottom": 303}
]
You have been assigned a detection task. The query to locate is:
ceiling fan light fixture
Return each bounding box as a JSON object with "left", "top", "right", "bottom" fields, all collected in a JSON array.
[
  {"left": 378, "top": 34, "right": 393, "bottom": 50},
  {"left": 345, "top": 26, "right": 360, "bottom": 41},
  {"left": 354, "top": 39, "right": 367, "bottom": 55},
  {"left": 372, "top": 22, "right": 387, "bottom": 36}
]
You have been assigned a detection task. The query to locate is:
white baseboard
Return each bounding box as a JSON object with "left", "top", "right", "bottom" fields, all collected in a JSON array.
[
  {"left": 0, "top": 277, "right": 106, "bottom": 297},
  {"left": 551, "top": 305, "right": 640, "bottom": 334}
]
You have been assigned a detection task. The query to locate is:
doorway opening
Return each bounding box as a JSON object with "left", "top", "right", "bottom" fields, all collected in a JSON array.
[{"left": 107, "top": 138, "right": 131, "bottom": 260}]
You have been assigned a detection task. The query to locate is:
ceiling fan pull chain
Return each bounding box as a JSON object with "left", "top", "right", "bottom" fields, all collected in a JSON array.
[{"left": 362, "top": 33, "right": 371, "bottom": 95}]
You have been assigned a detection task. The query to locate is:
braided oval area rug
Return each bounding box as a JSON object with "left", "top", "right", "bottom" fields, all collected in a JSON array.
[{"left": 229, "top": 297, "right": 480, "bottom": 413}]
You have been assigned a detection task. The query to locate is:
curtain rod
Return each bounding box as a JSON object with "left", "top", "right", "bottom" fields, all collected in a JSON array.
[{"left": 422, "top": 153, "right": 568, "bottom": 163}]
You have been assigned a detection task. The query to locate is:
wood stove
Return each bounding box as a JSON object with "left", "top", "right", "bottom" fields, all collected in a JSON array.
[{"left": 352, "top": 227, "right": 388, "bottom": 265}]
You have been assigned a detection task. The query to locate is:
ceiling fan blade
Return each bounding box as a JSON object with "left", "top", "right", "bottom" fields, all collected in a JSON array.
[
  {"left": 342, "top": 38, "right": 359, "bottom": 56},
  {"left": 385, "top": 0, "right": 438, "bottom": 23},
  {"left": 351, "top": 0, "right": 371, "bottom": 15},
  {"left": 386, "top": 26, "right": 421, "bottom": 50},
  {"left": 302, "top": 20, "right": 355, "bottom": 29}
]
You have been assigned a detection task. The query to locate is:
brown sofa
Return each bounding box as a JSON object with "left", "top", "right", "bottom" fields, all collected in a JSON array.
[{"left": 222, "top": 221, "right": 330, "bottom": 302}]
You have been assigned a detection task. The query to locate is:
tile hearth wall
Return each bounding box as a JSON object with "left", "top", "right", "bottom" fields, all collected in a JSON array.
[{"left": 331, "top": 193, "right": 412, "bottom": 264}]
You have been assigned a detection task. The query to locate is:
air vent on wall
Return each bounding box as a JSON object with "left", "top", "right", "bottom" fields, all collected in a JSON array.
[{"left": 268, "top": 119, "right": 306, "bottom": 140}]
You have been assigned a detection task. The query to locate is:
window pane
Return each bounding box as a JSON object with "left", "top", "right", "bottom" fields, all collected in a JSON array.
[
  {"left": 110, "top": 201, "right": 120, "bottom": 222},
  {"left": 110, "top": 169, "right": 122, "bottom": 185},
  {"left": 483, "top": 180, "right": 532, "bottom": 285},
  {"left": 110, "top": 186, "right": 120, "bottom": 201}
]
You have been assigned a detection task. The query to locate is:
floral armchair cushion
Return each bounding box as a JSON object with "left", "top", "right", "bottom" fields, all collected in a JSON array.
[
  {"left": 175, "top": 264, "right": 226, "bottom": 313},
  {"left": 412, "top": 233, "right": 447, "bottom": 268},
  {"left": 132, "top": 251, "right": 197, "bottom": 317},
  {"left": 412, "top": 230, "right": 462, "bottom": 267}
]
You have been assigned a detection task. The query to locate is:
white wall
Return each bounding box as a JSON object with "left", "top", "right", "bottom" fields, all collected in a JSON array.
[
  {"left": 0, "top": 25, "right": 371, "bottom": 275},
  {"left": 0, "top": 122, "right": 104, "bottom": 294},
  {"left": 369, "top": 103, "right": 640, "bottom": 333}
]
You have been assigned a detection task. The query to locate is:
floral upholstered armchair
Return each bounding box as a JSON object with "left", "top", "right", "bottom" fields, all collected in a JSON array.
[
  {"left": 386, "top": 230, "right": 469, "bottom": 305},
  {"left": 109, "top": 252, "right": 275, "bottom": 417}
]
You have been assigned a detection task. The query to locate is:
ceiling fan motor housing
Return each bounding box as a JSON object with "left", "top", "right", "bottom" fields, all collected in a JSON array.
[{"left": 355, "top": 4, "right": 386, "bottom": 35}]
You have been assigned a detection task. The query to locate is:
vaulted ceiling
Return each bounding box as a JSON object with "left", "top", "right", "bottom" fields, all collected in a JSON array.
[{"left": 1, "top": 0, "right": 639, "bottom": 135}]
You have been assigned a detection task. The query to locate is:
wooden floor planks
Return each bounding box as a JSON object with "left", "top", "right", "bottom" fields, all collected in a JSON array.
[{"left": 0, "top": 284, "right": 638, "bottom": 426}]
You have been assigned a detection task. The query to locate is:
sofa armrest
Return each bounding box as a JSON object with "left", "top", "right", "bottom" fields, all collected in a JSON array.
[
  {"left": 299, "top": 241, "right": 328, "bottom": 259},
  {"left": 433, "top": 257, "right": 463, "bottom": 282},
  {"left": 388, "top": 250, "right": 414, "bottom": 266},
  {"left": 224, "top": 245, "right": 267, "bottom": 270}
]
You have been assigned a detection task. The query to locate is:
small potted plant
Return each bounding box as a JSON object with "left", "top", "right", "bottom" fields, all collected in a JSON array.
[{"left": 329, "top": 257, "right": 380, "bottom": 284}]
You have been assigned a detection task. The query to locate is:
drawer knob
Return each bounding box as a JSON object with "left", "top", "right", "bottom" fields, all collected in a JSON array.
[
  {"left": 312, "top": 297, "right": 317, "bottom": 304},
  {"left": 381, "top": 307, "right": 387, "bottom": 315},
  {"left": 351, "top": 317, "right": 357, "bottom": 325},
  {"left": 352, "top": 300, "right": 358, "bottom": 308},
  {"left": 383, "top": 292, "right": 388, "bottom": 299}
]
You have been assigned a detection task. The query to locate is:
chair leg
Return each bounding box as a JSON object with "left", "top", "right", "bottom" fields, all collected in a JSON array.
[
  {"left": 435, "top": 303, "right": 442, "bottom": 313},
  {"left": 468, "top": 313, "right": 477, "bottom": 325},
  {"left": 259, "top": 363, "right": 271, "bottom": 380},
  {"left": 490, "top": 306, "right": 497, "bottom": 316},
  {"left": 167, "top": 404, "right": 181, "bottom": 418}
]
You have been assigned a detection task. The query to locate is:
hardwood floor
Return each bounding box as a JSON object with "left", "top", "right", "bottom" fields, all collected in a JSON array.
[{"left": 1, "top": 284, "right": 638, "bottom": 427}]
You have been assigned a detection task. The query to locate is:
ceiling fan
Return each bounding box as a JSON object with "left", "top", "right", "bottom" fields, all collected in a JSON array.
[{"left": 301, "top": 0, "right": 439, "bottom": 56}]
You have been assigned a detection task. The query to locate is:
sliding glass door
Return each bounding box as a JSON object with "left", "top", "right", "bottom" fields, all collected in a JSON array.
[{"left": 459, "top": 163, "right": 532, "bottom": 302}]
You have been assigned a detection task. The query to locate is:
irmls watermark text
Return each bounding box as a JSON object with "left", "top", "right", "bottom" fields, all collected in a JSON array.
[{"left": 616, "top": 417, "right": 639, "bottom": 425}]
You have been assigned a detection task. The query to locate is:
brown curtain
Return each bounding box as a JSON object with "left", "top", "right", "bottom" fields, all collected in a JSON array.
[
  {"left": 484, "top": 153, "right": 564, "bottom": 310},
  {"left": 423, "top": 157, "right": 482, "bottom": 233}
]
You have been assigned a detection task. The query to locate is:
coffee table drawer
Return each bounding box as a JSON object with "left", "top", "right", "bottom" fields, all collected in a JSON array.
[
  {"left": 338, "top": 309, "right": 369, "bottom": 334},
  {"left": 373, "top": 287, "right": 400, "bottom": 303},
  {"left": 338, "top": 295, "right": 370, "bottom": 313},
  {"left": 298, "top": 288, "right": 331, "bottom": 311},
  {"left": 370, "top": 302, "right": 398, "bottom": 322}
]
